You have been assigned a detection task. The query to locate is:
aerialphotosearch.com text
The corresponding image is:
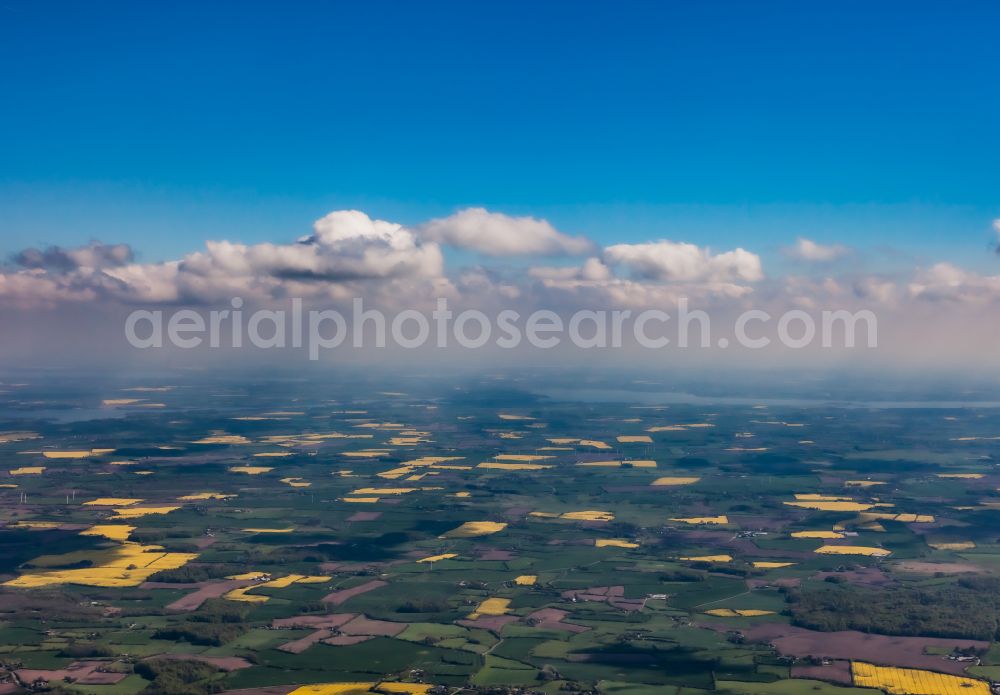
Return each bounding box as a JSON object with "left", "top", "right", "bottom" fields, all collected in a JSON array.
[{"left": 125, "top": 297, "right": 878, "bottom": 360}]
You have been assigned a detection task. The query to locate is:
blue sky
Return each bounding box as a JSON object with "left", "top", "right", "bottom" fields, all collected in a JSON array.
[{"left": 2, "top": 0, "right": 999, "bottom": 270}]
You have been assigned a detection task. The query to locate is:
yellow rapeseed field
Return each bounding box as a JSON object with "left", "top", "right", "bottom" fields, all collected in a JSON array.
[
  {"left": 791, "top": 530, "right": 844, "bottom": 539},
  {"left": 351, "top": 487, "right": 418, "bottom": 495},
  {"left": 260, "top": 574, "right": 307, "bottom": 588},
  {"left": 13, "top": 521, "right": 60, "bottom": 529},
  {"left": 80, "top": 525, "right": 134, "bottom": 541},
  {"left": 402, "top": 456, "right": 464, "bottom": 466},
  {"left": 936, "top": 473, "right": 984, "bottom": 479},
  {"left": 670, "top": 515, "right": 729, "bottom": 525},
  {"left": 42, "top": 451, "right": 94, "bottom": 459},
  {"left": 547, "top": 438, "right": 611, "bottom": 449},
  {"left": 192, "top": 435, "right": 251, "bottom": 444},
  {"left": 110, "top": 506, "right": 180, "bottom": 520},
  {"left": 888, "top": 513, "right": 935, "bottom": 523},
  {"left": 852, "top": 662, "right": 989, "bottom": 695},
  {"left": 784, "top": 500, "right": 874, "bottom": 512},
  {"left": 493, "top": 454, "right": 554, "bottom": 462},
  {"left": 0, "top": 431, "right": 39, "bottom": 443},
  {"left": 478, "top": 462, "right": 552, "bottom": 471},
  {"left": 223, "top": 586, "right": 270, "bottom": 603},
  {"left": 651, "top": 476, "right": 700, "bottom": 486},
  {"left": 704, "top": 609, "right": 775, "bottom": 617},
  {"left": 341, "top": 497, "right": 380, "bottom": 503},
  {"left": 377, "top": 466, "right": 417, "bottom": 479},
  {"left": 815, "top": 545, "right": 890, "bottom": 557},
  {"left": 376, "top": 685, "right": 434, "bottom": 695},
  {"left": 223, "top": 573, "right": 328, "bottom": 602},
  {"left": 514, "top": 575, "right": 537, "bottom": 585},
  {"left": 417, "top": 553, "right": 457, "bottom": 563},
  {"left": 530, "top": 510, "right": 614, "bottom": 521},
  {"left": 680, "top": 554, "right": 732, "bottom": 562},
  {"left": 859, "top": 512, "right": 935, "bottom": 523},
  {"left": 468, "top": 597, "right": 510, "bottom": 619},
  {"left": 288, "top": 685, "right": 373, "bottom": 695},
  {"left": 752, "top": 562, "right": 796, "bottom": 569},
  {"left": 10, "top": 466, "right": 45, "bottom": 475},
  {"left": 4, "top": 543, "right": 196, "bottom": 588},
  {"left": 179, "top": 492, "right": 235, "bottom": 500},
  {"left": 596, "top": 539, "right": 639, "bottom": 548},
  {"left": 577, "top": 460, "right": 655, "bottom": 468},
  {"left": 441, "top": 521, "right": 507, "bottom": 538},
  {"left": 83, "top": 498, "right": 143, "bottom": 506},
  {"left": 559, "top": 510, "right": 614, "bottom": 521},
  {"left": 389, "top": 437, "right": 426, "bottom": 446},
  {"left": 229, "top": 466, "right": 273, "bottom": 475},
  {"left": 280, "top": 477, "right": 312, "bottom": 487},
  {"left": 928, "top": 541, "right": 975, "bottom": 550},
  {"left": 617, "top": 435, "right": 652, "bottom": 443}
]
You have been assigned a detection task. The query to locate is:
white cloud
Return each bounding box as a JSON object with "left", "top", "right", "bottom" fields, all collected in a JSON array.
[
  {"left": 2, "top": 214, "right": 764, "bottom": 313},
  {"left": 535, "top": 276, "right": 756, "bottom": 309},
  {"left": 455, "top": 267, "right": 521, "bottom": 301},
  {"left": 420, "top": 207, "right": 594, "bottom": 256},
  {"left": 181, "top": 210, "right": 443, "bottom": 283},
  {"left": 0, "top": 269, "right": 98, "bottom": 307},
  {"left": 529, "top": 257, "right": 612, "bottom": 282},
  {"left": 101, "top": 262, "right": 184, "bottom": 303},
  {"left": 308, "top": 210, "right": 424, "bottom": 251},
  {"left": 786, "top": 237, "right": 850, "bottom": 262},
  {"left": 15, "top": 241, "right": 134, "bottom": 271},
  {"left": 528, "top": 255, "right": 757, "bottom": 310},
  {"left": 11, "top": 207, "right": 1000, "bottom": 368},
  {"left": 908, "top": 262, "right": 1000, "bottom": 303},
  {"left": 603, "top": 240, "right": 763, "bottom": 283},
  {"left": 9, "top": 207, "right": 1000, "bottom": 339},
  {"left": 852, "top": 277, "right": 898, "bottom": 304},
  {"left": 0, "top": 210, "right": 444, "bottom": 307}
]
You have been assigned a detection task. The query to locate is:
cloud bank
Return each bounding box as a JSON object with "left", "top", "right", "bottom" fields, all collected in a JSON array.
[
  {"left": 786, "top": 237, "right": 851, "bottom": 262},
  {"left": 2, "top": 207, "right": 1000, "bottom": 367},
  {"left": 421, "top": 207, "right": 595, "bottom": 257}
]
